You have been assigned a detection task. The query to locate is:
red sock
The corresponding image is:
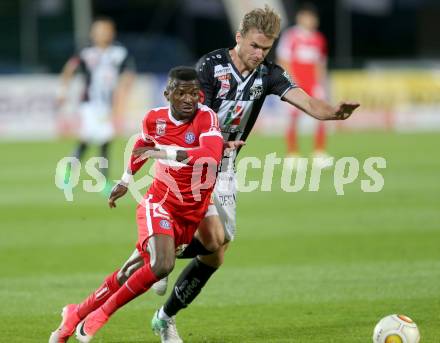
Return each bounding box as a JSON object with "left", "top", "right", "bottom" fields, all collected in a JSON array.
[
  {"left": 286, "top": 113, "right": 299, "bottom": 154},
  {"left": 77, "top": 269, "right": 121, "bottom": 319},
  {"left": 101, "top": 264, "right": 159, "bottom": 316},
  {"left": 314, "top": 121, "right": 326, "bottom": 152}
]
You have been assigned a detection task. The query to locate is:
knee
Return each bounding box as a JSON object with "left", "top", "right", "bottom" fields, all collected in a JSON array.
[
  {"left": 200, "top": 232, "right": 223, "bottom": 253},
  {"left": 199, "top": 244, "right": 227, "bottom": 268},
  {"left": 118, "top": 260, "right": 143, "bottom": 284},
  {"left": 197, "top": 218, "right": 225, "bottom": 253},
  {"left": 150, "top": 256, "right": 175, "bottom": 280}
]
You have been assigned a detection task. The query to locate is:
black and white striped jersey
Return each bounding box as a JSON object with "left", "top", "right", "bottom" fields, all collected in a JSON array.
[
  {"left": 76, "top": 43, "right": 135, "bottom": 107},
  {"left": 196, "top": 48, "right": 296, "bottom": 147}
]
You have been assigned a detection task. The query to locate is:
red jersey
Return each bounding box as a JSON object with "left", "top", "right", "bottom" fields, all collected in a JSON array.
[
  {"left": 129, "top": 104, "right": 223, "bottom": 224},
  {"left": 276, "top": 26, "right": 327, "bottom": 93}
]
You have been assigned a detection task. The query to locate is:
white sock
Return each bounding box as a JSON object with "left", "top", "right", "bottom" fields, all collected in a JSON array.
[{"left": 158, "top": 307, "right": 171, "bottom": 321}]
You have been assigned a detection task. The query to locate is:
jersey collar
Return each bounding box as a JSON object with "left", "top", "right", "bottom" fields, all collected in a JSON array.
[{"left": 168, "top": 107, "right": 190, "bottom": 126}]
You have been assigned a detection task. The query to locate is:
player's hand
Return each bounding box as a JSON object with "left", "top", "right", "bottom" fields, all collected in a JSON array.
[
  {"left": 55, "top": 94, "right": 66, "bottom": 110},
  {"left": 333, "top": 102, "right": 360, "bottom": 120},
  {"left": 224, "top": 140, "right": 246, "bottom": 155},
  {"left": 133, "top": 146, "right": 156, "bottom": 157},
  {"left": 108, "top": 183, "right": 128, "bottom": 208},
  {"left": 133, "top": 146, "right": 157, "bottom": 163}
]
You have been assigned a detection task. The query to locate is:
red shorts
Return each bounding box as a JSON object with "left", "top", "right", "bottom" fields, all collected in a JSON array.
[{"left": 135, "top": 192, "right": 199, "bottom": 256}]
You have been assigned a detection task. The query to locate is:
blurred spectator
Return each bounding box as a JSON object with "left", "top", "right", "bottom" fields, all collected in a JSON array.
[
  {"left": 57, "top": 16, "right": 135, "bottom": 193},
  {"left": 277, "top": 3, "right": 330, "bottom": 161}
]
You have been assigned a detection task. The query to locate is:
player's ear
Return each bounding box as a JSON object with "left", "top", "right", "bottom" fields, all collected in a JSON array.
[
  {"left": 235, "top": 31, "right": 241, "bottom": 45},
  {"left": 164, "top": 90, "right": 170, "bottom": 102}
]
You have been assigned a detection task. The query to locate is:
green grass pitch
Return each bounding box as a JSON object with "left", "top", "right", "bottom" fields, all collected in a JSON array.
[{"left": 1, "top": 132, "right": 439, "bottom": 342}]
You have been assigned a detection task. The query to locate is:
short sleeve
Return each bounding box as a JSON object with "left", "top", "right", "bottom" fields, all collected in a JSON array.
[
  {"left": 267, "top": 64, "right": 297, "bottom": 98},
  {"left": 67, "top": 53, "right": 84, "bottom": 74},
  {"left": 120, "top": 53, "right": 136, "bottom": 74},
  {"left": 141, "top": 111, "right": 152, "bottom": 142}
]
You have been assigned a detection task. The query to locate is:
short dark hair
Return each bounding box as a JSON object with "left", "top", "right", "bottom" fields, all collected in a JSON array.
[
  {"left": 92, "top": 16, "right": 115, "bottom": 26},
  {"left": 297, "top": 2, "right": 318, "bottom": 16},
  {"left": 168, "top": 66, "right": 198, "bottom": 82}
]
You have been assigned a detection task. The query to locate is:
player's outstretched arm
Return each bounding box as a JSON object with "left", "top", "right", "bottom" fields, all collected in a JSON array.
[
  {"left": 283, "top": 87, "right": 359, "bottom": 121},
  {"left": 57, "top": 57, "right": 80, "bottom": 107}
]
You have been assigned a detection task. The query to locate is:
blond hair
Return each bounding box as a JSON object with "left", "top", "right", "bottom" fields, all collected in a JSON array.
[{"left": 239, "top": 5, "right": 281, "bottom": 39}]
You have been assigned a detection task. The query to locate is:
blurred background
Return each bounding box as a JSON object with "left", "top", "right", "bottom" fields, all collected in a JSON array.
[
  {"left": 1, "top": 0, "right": 440, "bottom": 138},
  {"left": 1, "top": 1, "right": 440, "bottom": 342}
]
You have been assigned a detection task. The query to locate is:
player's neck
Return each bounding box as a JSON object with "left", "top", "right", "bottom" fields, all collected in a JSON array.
[
  {"left": 95, "top": 42, "right": 111, "bottom": 50},
  {"left": 170, "top": 110, "right": 190, "bottom": 122},
  {"left": 297, "top": 25, "right": 315, "bottom": 34},
  {"left": 230, "top": 47, "right": 252, "bottom": 76}
]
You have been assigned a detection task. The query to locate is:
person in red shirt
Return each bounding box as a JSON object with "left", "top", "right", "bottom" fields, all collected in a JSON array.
[
  {"left": 276, "top": 3, "right": 329, "bottom": 161},
  {"left": 49, "top": 66, "right": 224, "bottom": 343}
]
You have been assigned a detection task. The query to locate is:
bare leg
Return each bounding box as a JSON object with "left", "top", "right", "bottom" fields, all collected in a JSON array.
[
  {"left": 76, "top": 235, "right": 176, "bottom": 339},
  {"left": 286, "top": 111, "right": 300, "bottom": 155},
  {"left": 117, "top": 248, "right": 145, "bottom": 284},
  {"left": 195, "top": 215, "right": 227, "bottom": 268}
]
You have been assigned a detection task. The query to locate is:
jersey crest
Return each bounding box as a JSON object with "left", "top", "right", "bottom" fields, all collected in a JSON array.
[
  {"left": 156, "top": 119, "right": 166, "bottom": 136},
  {"left": 184, "top": 131, "right": 196, "bottom": 144},
  {"left": 249, "top": 78, "right": 263, "bottom": 100}
]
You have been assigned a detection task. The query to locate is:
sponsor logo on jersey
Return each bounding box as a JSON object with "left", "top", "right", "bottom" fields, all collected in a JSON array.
[
  {"left": 214, "top": 65, "right": 232, "bottom": 78},
  {"left": 296, "top": 45, "right": 321, "bottom": 63},
  {"left": 218, "top": 194, "right": 236, "bottom": 207},
  {"left": 156, "top": 119, "right": 166, "bottom": 136},
  {"left": 224, "top": 105, "right": 244, "bottom": 126},
  {"left": 185, "top": 131, "right": 196, "bottom": 144},
  {"left": 249, "top": 84, "right": 263, "bottom": 100},
  {"left": 217, "top": 74, "right": 231, "bottom": 81},
  {"left": 159, "top": 219, "right": 171, "bottom": 229},
  {"left": 217, "top": 79, "right": 230, "bottom": 98},
  {"left": 221, "top": 81, "right": 230, "bottom": 89},
  {"left": 218, "top": 100, "right": 253, "bottom": 134}
]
